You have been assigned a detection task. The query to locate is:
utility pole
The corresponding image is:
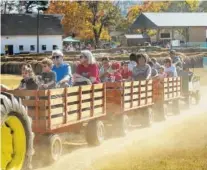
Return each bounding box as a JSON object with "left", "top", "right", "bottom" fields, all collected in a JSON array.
[{"left": 37, "top": 8, "right": 40, "bottom": 53}]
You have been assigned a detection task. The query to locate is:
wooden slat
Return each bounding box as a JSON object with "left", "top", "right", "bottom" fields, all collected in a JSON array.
[
  {"left": 93, "top": 107, "right": 103, "bottom": 114},
  {"left": 28, "top": 109, "right": 48, "bottom": 117},
  {"left": 94, "top": 83, "right": 104, "bottom": 89},
  {"left": 81, "top": 85, "right": 92, "bottom": 92},
  {"left": 50, "top": 98, "right": 64, "bottom": 105},
  {"left": 67, "top": 86, "right": 79, "bottom": 93},
  {"left": 22, "top": 100, "right": 47, "bottom": 106},
  {"left": 133, "top": 81, "right": 140, "bottom": 86},
  {"left": 82, "top": 102, "right": 91, "bottom": 109},
  {"left": 68, "top": 104, "right": 78, "bottom": 112},
  {"left": 67, "top": 95, "right": 79, "bottom": 102},
  {"left": 82, "top": 93, "right": 92, "bottom": 100},
  {"left": 81, "top": 110, "right": 91, "bottom": 118},
  {"left": 67, "top": 113, "right": 77, "bottom": 122},
  {"left": 50, "top": 107, "right": 64, "bottom": 115},
  {"left": 124, "top": 96, "right": 131, "bottom": 101},
  {"left": 10, "top": 90, "right": 47, "bottom": 97},
  {"left": 124, "top": 82, "right": 132, "bottom": 87},
  {"left": 50, "top": 88, "right": 64, "bottom": 95},
  {"left": 94, "top": 91, "right": 103, "bottom": 98},
  {"left": 141, "top": 80, "right": 147, "bottom": 85},
  {"left": 124, "top": 88, "right": 131, "bottom": 94},
  {"left": 94, "top": 99, "right": 103, "bottom": 106},
  {"left": 124, "top": 102, "right": 131, "bottom": 109},
  {"left": 106, "top": 82, "right": 122, "bottom": 88},
  {"left": 51, "top": 116, "right": 63, "bottom": 126}
]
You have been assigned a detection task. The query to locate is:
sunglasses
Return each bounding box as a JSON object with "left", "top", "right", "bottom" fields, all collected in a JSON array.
[{"left": 52, "top": 56, "right": 60, "bottom": 60}]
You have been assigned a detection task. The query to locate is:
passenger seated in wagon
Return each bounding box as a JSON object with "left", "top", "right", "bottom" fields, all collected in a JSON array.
[
  {"left": 111, "top": 62, "right": 122, "bottom": 82},
  {"left": 120, "top": 61, "right": 132, "bottom": 81},
  {"left": 148, "top": 61, "right": 158, "bottom": 78},
  {"left": 52, "top": 50, "right": 72, "bottom": 88},
  {"left": 39, "top": 58, "right": 56, "bottom": 90},
  {"left": 73, "top": 50, "right": 100, "bottom": 86},
  {"left": 128, "top": 53, "right": 137, "bottom": 72},
  {"left": 131, "top": 53, "right": 152, "bottom": 81},
  {"left": 16, "top": 64, "right": 38, "bottom": 90},
  {"left": 99, "top": 57, "right": 113, "bottom": 82},
  {"left": 151, "top": 57, "right": 161, "bottom": 71},
  {"left": 164, "top": 58, "right": 178, "bottom": 77}
]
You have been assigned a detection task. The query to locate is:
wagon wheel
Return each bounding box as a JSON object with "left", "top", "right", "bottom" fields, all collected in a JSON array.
[
  {"left": 113, "top": 114, "right": 130, "bottom": 136},
  {"left": 154, "top": 102, "right": 167, "bottom": 121},
  {"left": 85, "top": 120, "right": 105, "bottom": 146},
  {"left": 1, "top": 92, "right": 34, "bottom": 170},
  {"left": 172, "top": 99, "right": 180, "bottom": 115},
  {"left": 194, "top": 90, "right": 201, "bottom": 105},
  {"left": 41, "top": 134, "right": 63, "bottom": 164},
  {"left": 141, "top": 107, "right": 153, "bottom": 127}
]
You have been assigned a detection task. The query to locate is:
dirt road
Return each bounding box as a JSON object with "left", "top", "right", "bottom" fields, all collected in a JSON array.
[{"left": 35, "top": 87, "right": 207, "bottom": 170}]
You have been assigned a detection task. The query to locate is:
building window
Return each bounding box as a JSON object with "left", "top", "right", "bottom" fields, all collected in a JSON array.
[
  {"left": 42, "top": 45, "right": 46, "bottom": 51},
  {"left": 53, "top": 45, "right": 58, "bottom": 50},
  {"left": 160, "top": 33, "right": 170, "bottom": 39},
  {"left": 30, "top": 45, "right": 35, "bottom": 51},
  {"left": 19, "top": 45, "right": 23, "bottom": 51}
]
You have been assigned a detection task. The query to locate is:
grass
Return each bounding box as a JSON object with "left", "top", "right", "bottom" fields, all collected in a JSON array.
[
  {"left": 89, "top": 112, "right": 207, "bottom": 170},
  {"left": 0, "top": 74, "right": 21, "bottom": 89}
]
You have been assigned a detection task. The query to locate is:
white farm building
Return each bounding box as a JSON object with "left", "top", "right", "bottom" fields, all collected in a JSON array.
[{"left": 1, "top": 14, "right": 64, "bottom": 55}]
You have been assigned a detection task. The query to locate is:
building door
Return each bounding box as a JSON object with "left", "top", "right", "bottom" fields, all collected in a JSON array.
[{"left": 6, "top": 45, "right": 13, "bottom": 55}]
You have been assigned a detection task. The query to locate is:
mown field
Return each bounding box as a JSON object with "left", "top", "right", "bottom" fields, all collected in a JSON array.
[{"left": 89, "top": 111, "right": 207, "bottom": 170}]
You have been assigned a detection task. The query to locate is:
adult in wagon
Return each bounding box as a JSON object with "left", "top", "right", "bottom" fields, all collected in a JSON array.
[
  {"left": 148, "top": 61, "right": 158, "bottom": 78},
  {"left": 52, "top": 50, "right": 72, "bottom": 87},
  {"left": 170, "top": 50, "right": 183, "bottom": 74},
  {"left": 131, "top": 53, "right": 151, "bottom": 81},
  {"left": 99, "top": 57, "right": 113, "bottom": 82},
  {"left": 73, "top": 50, "right": 100, "bottom": 85},
  {"left": 164, "top": 58, "right": 177, "bottom": 77},
  {"left": 151, "top": 57, "right": 161, "bottom": 70}
]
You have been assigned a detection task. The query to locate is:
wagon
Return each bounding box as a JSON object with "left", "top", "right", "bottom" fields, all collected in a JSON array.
[
  {"left": 105, "top": 80, "right": 154, "bottom": 135},
  {"left": 10, "top": 83, "right": 106, "bottom": 163}
]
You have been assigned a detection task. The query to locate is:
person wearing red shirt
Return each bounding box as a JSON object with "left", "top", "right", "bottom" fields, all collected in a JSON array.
[
  {"left": 120, "top": 61, "right": 132, "bottom": 81},
  {"left": 73, "top": 50, "right": 100, "bottom": 85},
  {"left": 111, "top": 62, "right": 122, "bottom": 82}
]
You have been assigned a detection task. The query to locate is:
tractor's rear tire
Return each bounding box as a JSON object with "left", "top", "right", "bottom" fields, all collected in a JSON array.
[
  {"left": 85, "top": 120, "right": 105, "bottom": 146},
  {"left": 113, "top": 114, "right": 130, "bottom": 136},
  {"left": 1, "top": 92, "right": 34, "bottom": 170},
  {"left": 141, "top": 108, "right": 153, "bottom": 127}
]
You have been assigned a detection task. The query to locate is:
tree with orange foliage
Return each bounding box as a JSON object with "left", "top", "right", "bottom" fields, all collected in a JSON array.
[
  {"left": 46, "top": 1, "right": 93, "bottom": 39},
  {"left": 46, "top": 1, "right": 121, "bottom": 47}
]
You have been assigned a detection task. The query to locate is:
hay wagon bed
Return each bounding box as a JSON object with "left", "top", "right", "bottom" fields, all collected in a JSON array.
[{"left": 10, "top": 84, "right": 106, "bottom": 163}]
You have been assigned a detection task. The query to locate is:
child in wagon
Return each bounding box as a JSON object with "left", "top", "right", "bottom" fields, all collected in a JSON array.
[
  {"left": 120, "top": 61, "right": 132, "bottom": 81},
  {"left": 16, "top": 64, "right": 38, "bottom": 90},
  {"left": 39, "top": 58, "right": 57, "bottom": 89},
  {"left": 111, "top": 62, "right": 122, "bottom": 82}
]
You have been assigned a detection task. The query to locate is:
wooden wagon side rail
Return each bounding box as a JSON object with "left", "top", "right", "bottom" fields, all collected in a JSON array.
[
  {"left": 106, "top": 80, "right": 154, "bottom": 115},
  {"left": 9, "top": 84, "right": 106, "bottom": 133}
]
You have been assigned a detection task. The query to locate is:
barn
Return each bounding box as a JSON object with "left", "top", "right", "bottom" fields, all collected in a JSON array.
[{"left": 1, "top": 14, "right": 64, "bottom": 55}]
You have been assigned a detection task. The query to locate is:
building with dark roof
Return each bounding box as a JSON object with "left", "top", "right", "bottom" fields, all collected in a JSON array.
[
  {"left": 131, "top": 13, "right": 207, "bottom": 47},
  {"left": 1, "top": 14, "right": 64, "bottom": 55}
]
